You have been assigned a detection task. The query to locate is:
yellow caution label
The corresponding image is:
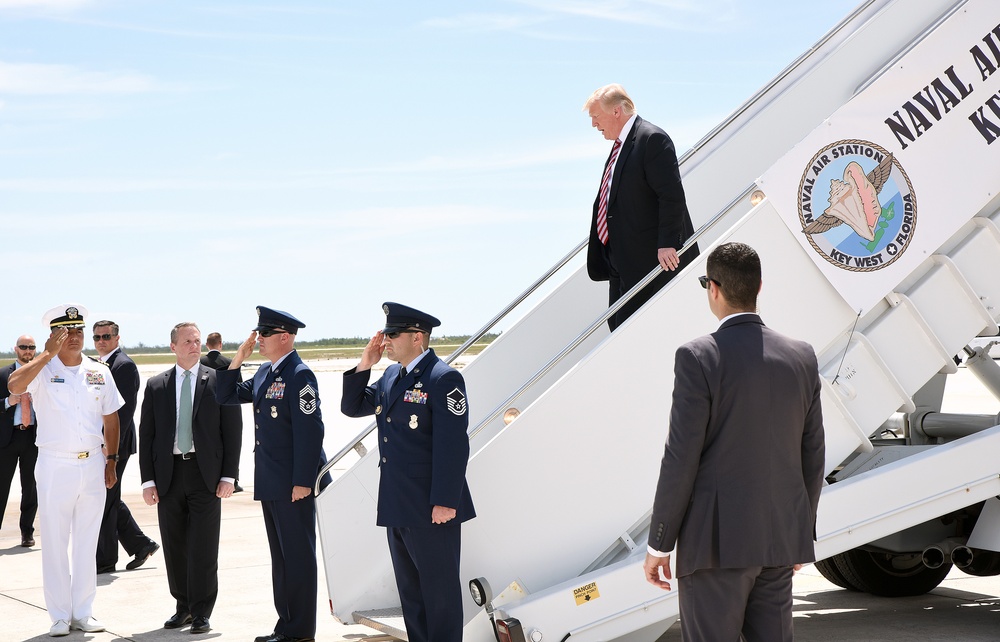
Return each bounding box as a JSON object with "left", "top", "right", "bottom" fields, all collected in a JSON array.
[{"left": 573, "top": 581, "right": 600, "bottom": 605}]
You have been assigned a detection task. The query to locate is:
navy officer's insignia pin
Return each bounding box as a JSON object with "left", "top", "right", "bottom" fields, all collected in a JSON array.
[
  {"left": 299, "top": 384, "right": 318, "bottom": 415},
  {"left": 382, "top": 304, "right": 389, "bottom": 315},
  {"left": 67, "top": 307, "right": 79, "bottom": 319},
  {"left": 271, "top": 406, "right": 277, "bottom": 418},
  {"left": 446, "top": 388, "right": 467, "bottom": 416}
]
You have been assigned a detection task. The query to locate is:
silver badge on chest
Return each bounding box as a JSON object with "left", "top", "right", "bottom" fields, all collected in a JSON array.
[
  {"left": 271, "top": 406, "right": 278, "bottom": 419},
  {"left": 409, "top": 415, "right": 418, "bottom": 429}
]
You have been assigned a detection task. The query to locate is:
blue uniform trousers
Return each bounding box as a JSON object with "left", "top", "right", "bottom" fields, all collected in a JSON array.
[
  {"left": 387, "top": 522, "right": 463, "bottom": 642},
  {"left": 261, "top": 496, "right": 318, "bottom": 638}
]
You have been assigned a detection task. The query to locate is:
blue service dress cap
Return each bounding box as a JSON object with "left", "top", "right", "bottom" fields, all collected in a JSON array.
[
  {"left": 382, "top": 302, "right": 441, "bottom": 333},
  {"left": 43, "top": 303, "right": 89, "bottom": 329},
  {"left": 254, "top": 306, "right": 306, "bottom": 334}
]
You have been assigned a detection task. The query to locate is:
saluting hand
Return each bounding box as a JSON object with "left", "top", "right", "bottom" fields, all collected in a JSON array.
[
  {"left": 44, "top": 328, "right": 68, "bottom": 355},
  {"left": 357, "top": 331, "right": 385, "bottom": 372},
  {"left": 230, "top": 331, "right": 258, "bottom": 368}
]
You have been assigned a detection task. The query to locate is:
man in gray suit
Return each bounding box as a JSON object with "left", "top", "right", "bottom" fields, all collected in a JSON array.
[{"left": 643, "top": 242, "right": 825, "bottom": 642}]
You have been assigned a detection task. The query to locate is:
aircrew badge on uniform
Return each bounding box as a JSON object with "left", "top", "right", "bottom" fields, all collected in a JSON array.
[
  {"left": 446, "top": 388, "right": 467, "bottom": 416},
  {"left": 299, "top": 384, "right": 318, "bottom": 415},
  {"left": 409, "top": 415, "right": 418, "bottom": 429},
  {"left": 414, "top": 381, "right": 423, "bottom": 389}
]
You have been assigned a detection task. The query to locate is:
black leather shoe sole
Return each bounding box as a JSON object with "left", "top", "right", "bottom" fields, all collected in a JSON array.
[
  {"left": 164, "top": 613, "right": 193, "bottom": 629},
  {"left": 126, "top": 541, "right": 160, "bottom": 570}
]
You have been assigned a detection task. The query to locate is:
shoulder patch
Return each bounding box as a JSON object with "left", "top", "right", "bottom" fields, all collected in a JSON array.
[
  {"left": 299, "top": 383, "right": 318, "bottom": 415},
  {"left": 446, "top": 387, "right": 467, "bottom": 416}
]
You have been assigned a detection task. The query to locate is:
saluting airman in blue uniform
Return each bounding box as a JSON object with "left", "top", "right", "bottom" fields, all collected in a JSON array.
[
  {"left": 216, "top": 306, "right": 329, "bottom": 642},
  {"left": 342, "top": 302, "right": 474, "bottom": 642}
]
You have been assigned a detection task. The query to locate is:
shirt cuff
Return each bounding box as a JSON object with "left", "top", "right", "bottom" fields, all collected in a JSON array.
[
  {"left": 647, "top": 546, "right": 670, "bottom": 557},
  {"left": 141, "top": 480, "right": 156, "bottom": 489},
  {"left": 220, "top": 477, "right": 235, "bottom": 485}
]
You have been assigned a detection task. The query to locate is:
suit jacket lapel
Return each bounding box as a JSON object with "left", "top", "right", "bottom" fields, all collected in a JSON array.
[
  {"left": 192, "top": 365, "right": 209, "bottom": 418},
  {"left": 165, "top": 369, "right": 178, "bottom": 441},
  {"left": 610, "top": 115, "right": 640, "bottom": 206}
]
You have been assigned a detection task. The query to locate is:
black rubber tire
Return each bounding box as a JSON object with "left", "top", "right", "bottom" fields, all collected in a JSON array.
[
  {"left": 814, "top": 557, "right": 863, "bottom": 591},
  {"left": 832, "top": 549, "right": 951, "bottom": 597}
]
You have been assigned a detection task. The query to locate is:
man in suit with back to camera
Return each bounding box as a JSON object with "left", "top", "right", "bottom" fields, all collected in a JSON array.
[
  {"left": 93, "top": 320, "right": 159, "bottom": 574},
  {"left": 342, "top": 302, "right": 475, "bottom": 642},
  {"left": 139, "top": 322, "right": 242, "bottom": 635},
  {"left": 200, "top": 331, "right": 244, "bottom": 493},
  {"left": 0, "top": 335, "right": 39, "bottom": 547},
  {"left": 585, "top": 83, "right": 699, "bottom": 331},
  {"left": 643, "top": 242, "right": 825, "bottom": 642},
  {"left": 216, "top": 306, "right": 330, "bottom": 642}
]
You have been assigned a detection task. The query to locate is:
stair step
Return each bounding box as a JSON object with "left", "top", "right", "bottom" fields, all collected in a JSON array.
[{"left": 353, "top": 607, "right": 407, "bottom": 640}]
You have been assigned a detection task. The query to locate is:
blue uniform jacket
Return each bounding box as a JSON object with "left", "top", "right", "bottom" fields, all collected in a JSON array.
[
  {"left": 217, "top": 350, "right": 329, "bottom": 501},
  {"left": 342, "top": 349, "right": 475, "bottom": 528}
]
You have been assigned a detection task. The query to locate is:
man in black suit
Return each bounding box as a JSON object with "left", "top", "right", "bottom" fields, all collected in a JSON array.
[
  {"left": 200, "top": 332, "right": 244, "bottom": 493},
  {"left": 643, "top": 243, "right": 825, "bottom": 642},
  {"left": 0, "top": 335, "right": 39, "bottom": 547},
  {"left": 139, "top": 322, "right": 242, "bottom": 635},
  {"left": 93, "top": 320, "right": 159, "bottom": 573},
  {"left": 585, "top": 83, "right": 699, "bottom": 330}
]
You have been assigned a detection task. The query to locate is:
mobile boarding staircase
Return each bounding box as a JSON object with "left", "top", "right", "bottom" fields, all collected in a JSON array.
[{"left": 315, "top": 0, "right": 1000, "bottom": 639}]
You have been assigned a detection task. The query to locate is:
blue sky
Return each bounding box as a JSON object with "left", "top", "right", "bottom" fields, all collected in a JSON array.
[{"left": 1, "top": 0, "right": 856, "bottom": 348}]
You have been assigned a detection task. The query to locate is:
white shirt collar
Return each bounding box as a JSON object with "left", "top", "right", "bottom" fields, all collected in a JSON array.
[
  {"left": 717, "top": 312, "right": 757, "bottom": 329},
  {"left": 403, "top": 349, "right": 430, "bottom": 374},
  {"left": 617, "top": 114, "right": 637, "bottom": 144},
  {"left": 271, "top": 351, "right": 292, "bottom": 371}
]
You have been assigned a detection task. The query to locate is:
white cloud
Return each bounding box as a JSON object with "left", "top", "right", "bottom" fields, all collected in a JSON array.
[{"left": 0, "top": 61, "right": 160, "bottom": 95}]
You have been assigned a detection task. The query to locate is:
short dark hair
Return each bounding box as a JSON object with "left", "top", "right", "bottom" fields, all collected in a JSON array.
[
  {"left": 170, "top": 322, "right": 200, "bottom": 344},
  {"left": 706, "top": 242, "right": 760, "bottom": 310},
  {"left": 93, "top": 320, "right": 119, "bottom": 335},
  {"left": 206, "top": 332, "right": 222, "bottom": 349}
]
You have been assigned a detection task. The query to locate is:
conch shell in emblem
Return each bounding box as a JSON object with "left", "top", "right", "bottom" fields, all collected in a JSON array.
[{"left": 803, "top": 153, "right": 893, "bottom": 242}]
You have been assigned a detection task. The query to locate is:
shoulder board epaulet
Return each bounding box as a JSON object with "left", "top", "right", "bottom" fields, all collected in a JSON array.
[{"left": 87, "top": 355, "right": 107, "bottom": 365}]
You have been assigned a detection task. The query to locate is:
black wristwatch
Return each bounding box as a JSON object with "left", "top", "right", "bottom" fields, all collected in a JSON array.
[{"left": 107, "top": 454, "right": 120, "bottom": 462}]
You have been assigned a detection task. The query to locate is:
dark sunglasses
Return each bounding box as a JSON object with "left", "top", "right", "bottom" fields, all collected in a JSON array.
[
  {"left": 93, "top": 333, "right": 115, "bottom": 342},
  {"left": 258, "top": 328, "right": 288, "bottom": 338},
  {"left": 384, "top": 329, "right": 422, "bottom": 340},
  {"left": 17, "top": 344, "right": 36, "bottom": 350},
  {"left": 698, "top": 275, "right": 721, "bottom": 289}
]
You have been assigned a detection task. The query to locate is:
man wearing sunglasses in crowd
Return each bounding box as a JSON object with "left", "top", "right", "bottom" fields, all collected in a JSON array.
[
  {"left": 92, "top": 320, "right": 159, "bottom": 574},
  {"left": 0, "top": 335, "right": 40, "bottom": 548},
  {"left": 216, "top": 306, "right": 330, "bottom": 642}
]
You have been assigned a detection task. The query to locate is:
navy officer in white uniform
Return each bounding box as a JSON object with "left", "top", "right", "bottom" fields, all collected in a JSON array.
[
  {"left": 216, "top": 306, "right": 329, "bottom": 642},
  {"left": 9, "top": 304, "right": 123, "bottom": 637},
  {"left": 342, "top": 302, "right": 475, "bottom": 642}
]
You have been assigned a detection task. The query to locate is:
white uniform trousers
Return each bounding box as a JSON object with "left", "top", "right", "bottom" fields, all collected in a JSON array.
[{"left": 35, "top": 447, "right": 106, "bottom": 623}]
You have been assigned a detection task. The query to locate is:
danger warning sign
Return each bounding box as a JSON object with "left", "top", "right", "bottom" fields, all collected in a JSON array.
[{"left": 573, "top": 581, "right": 600, "bottom": 606}]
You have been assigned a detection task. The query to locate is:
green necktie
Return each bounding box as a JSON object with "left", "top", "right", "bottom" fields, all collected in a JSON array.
[{"left": 178, "top": 370, "right": 193, "bottom": 454}]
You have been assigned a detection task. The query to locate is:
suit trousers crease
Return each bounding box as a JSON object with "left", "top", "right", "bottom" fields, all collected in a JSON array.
[
  {"left": 387, "top": 523, "right": 463, "bottom": 642},
  {"left": 97, "top": 454, "right": 150, "bottom": 566},
  {"left": 679, "top": 566, "right": 794, "bottom": 642},
  {"left": 261, "top": 496, "right": 318, "bottom": 638},
  {"left": 156, "top": 457, "right": 221, "bottom": 618},
  {"left": 0, "top": 427, "right": 38, "bottom": 534}
]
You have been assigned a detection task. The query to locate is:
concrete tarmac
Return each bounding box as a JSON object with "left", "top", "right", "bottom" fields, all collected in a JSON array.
[{"left": 2, "top": 362, "right": 1000, "bottom": 640}]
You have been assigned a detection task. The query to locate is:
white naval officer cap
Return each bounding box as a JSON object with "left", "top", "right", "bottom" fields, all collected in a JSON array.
[{"left": 42, "top": 303, "right": 89, "bottom": 329}]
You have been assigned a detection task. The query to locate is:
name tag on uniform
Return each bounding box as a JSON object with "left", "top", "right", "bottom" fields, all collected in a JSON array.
[
  {"left": 265, "top": 382, "right": 285, "bottom": 400},
  {"left": 50, "top": 377, "right": 65, "bottom": 384},
  {"left": 86, "top": 372, "right": 106, "bottom": 385},
  {"left": 403, "top": 389, "right": 428, "bottom": 404}
]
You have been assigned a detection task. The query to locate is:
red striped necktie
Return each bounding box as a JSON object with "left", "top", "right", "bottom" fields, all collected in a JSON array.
[{"left": 597, "top": 139, "right": 622, "bottom": 245}]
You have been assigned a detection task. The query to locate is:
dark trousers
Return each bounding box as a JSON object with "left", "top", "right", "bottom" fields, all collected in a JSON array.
[
  {"left": 97, "top": 454, "right": 152, "bottom": 567},
  {"left": 157, "top": 457, "right": 222, "bottom": 618},
  {"left": 678, "top": 565, "right": 795, "bottom": 642},
  {"left": 604, "top": 242, "right": 698, "bottom": 331},
  {"left": 0, "top": 426, "right": 38, "bottom": 536},
  {"left": 387, "top": 523, "right": 463, "bottom": 642},
  {"left": 261, "top": 496, "right": 318, "bottom": 638}
]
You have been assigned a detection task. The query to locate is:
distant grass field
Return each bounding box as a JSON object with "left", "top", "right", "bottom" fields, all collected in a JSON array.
[{"left": 0, "top": 335, "right": 497, "bottom": 368}]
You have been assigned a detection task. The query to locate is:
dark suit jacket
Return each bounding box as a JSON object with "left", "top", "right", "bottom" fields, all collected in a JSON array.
[
  {"left": 648, "top": 314, "right": 825, "bottom": 577},
  {"left": 138, "top": 364, "right": 242, "bottom": 495},
  {"left": 216, "top": 350, "right": 329, "bottom": 501},
  {"left": 202, "top": 350, "right": 242, "bottom": 382},
  {"left": 587, "top": 115, "right": 698, "bottom": 287},
  {"left": 0, "top": 363, "right": 18, "bottom": 448},
  {"left": 105, "top": 349, "right": 140, "bottom": 456},
  {"left": 342, "top": 349, "right": 475, "bottom": 528}
]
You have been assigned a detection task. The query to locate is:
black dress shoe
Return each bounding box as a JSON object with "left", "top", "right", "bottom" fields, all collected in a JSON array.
[
  {"left": 264, "top": 635, "right": 315, "bottom": 642},
  {"left": 164, "top": 612, "right": 193, "bottom": 629},
  {"left": 189, "top": 616, "right": 210, "bottom": 634},
  {"left": 20, "top": 536, "right": 34, "bottom": 547},
  {"left": 233, "top": 480, "right": 244, "bottom": 493},
  {"left": 254, "top": 634, "right": 275, "bottom": 642},
  {"left": 96, "top": 564, "right": 116, "bottom": 574},
  {"left": 126, "top": 541, "right": 160, "bottom": 570}
]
